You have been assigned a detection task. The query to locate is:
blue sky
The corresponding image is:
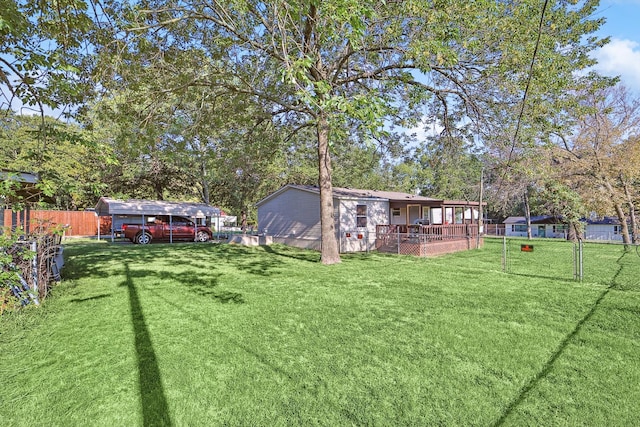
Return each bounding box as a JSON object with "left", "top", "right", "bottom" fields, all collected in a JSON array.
[{"left": 592, "top": 0, "right": 640, "bottom": 92}]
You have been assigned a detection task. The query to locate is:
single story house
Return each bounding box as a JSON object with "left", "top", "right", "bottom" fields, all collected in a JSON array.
[
  {"left": 256, "top": 184, "right": 484, "bottom": 255},
  {"left": 584, "top": 217, "right": 625, "bottom": 241},
  {"left": 503, "top": 215, "right": 625, "bottom": 241},
  {"left": 95, "top": 197, "right": 221, "bottom": 241},
  {"left": 504, "top": 216, "right": 567, "bottom": 239}
]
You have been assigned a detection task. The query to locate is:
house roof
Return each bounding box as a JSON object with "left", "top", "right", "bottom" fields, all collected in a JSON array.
[
  {"left": 257, "top": 184, "right": 482, "bottom": 206},
  {"left": 95, "top": 197, "right": 220, "bottom": 218},
  {"left": 503, "top": 215, "right": 563, "bottom": 224},
  {"left": 585, "top": 216, "right": 621, "bottom": 225},
  {"left": 504, "top": 215, "right": 622, "bottom": 225}
]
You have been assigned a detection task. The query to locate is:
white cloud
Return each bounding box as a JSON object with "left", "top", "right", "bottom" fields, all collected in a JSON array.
[
  {"left": 405, "top": 118, "right": 444, "bottom": 142},
  {"left": 592, "top": 38, "right": 640, "bottom": 92}
]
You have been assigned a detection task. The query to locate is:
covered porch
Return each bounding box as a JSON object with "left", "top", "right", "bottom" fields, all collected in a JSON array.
[{"left": 377, "top": 198, "right": 484, "bottom": 256}]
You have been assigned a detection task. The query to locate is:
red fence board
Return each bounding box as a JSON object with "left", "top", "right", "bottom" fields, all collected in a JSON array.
[{"left": 3, "top": 209, "right": 99, "bottom": 236}]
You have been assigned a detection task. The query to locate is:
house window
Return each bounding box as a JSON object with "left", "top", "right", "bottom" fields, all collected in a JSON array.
[
  {"left": 391, "top": 208, "right": 401, "bottom": 217},
  {"left": 445, "top": 207, "right": 454, "bottom": 224},
  {"left": 356, "top": 204, "right": 367, "bottom": 227},
  {"left": 455, "top": 207, "right": 463, "bottom": 224},
  {"left": 512, "top": 225, "right": 527, "bottom": 232},
  {"left": 431, "top": 208, "right": 442, "bottom": 224},
  {"left": 613, "top": 225, "right": 621, "bottom": 235},
  {"left": 553, "top": 225, "right": 568, "bottom": 233}
]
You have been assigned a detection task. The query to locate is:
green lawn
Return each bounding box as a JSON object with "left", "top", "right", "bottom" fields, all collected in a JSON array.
[{"left": 1, "top": 238, "right": 639, "bottom": 426}]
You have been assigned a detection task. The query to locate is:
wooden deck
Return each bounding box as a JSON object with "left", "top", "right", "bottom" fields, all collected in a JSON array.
[{"left": 375, "top": 224, "right": 482, "bottom": 256}]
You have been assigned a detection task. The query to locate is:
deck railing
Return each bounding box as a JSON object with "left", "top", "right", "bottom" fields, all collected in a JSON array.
[{"left": 376, "top": 224, "right": 478, "bottom": 241}]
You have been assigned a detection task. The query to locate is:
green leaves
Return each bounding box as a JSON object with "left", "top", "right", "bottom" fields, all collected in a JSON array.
[{"left": 1, "top": 0, "right": 98, "bottom": 114}]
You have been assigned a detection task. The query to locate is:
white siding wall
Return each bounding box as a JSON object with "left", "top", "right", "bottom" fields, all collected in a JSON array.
[
  {"left": 505, "top": 224, "right": 565, "bottom": 239},
  {"left": 337, "top": 199, "right": 389, "bottom": 252},
  {"left": 585, "top": 225, "right": 623, "bottom": 241},
  {"left": 505, "top": 224, "right": 528, "bottom": 238}
]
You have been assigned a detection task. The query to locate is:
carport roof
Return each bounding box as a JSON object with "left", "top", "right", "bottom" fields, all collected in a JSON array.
[{"left": 95, "top": 197, "right": 220, "bottom": 218}]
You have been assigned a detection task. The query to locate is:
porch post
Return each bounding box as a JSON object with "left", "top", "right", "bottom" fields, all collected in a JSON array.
[{"left": 25, "top": 206, "right": 31, "bottom": 235}]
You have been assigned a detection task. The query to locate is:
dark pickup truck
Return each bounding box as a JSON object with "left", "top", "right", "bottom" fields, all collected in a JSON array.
[{"left": 122, "top": 215, "right": 213, "bottom": 244}]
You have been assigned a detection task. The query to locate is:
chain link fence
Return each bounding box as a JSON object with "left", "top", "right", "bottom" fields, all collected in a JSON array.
[{"left": 501, "top": 237, "right": 640, "bottom": 287}]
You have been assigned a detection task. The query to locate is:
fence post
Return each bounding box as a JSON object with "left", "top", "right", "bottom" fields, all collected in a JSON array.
[
  {"left": 397, "top": 229, "right": 400, "bottom": 255},
  {"left": 573, "top": 243, "right": 578, "bottom": 280},
  {"left": 579, "top": 239, "right": 584, "bottom": 281},
  {"left": 502, "top": 236, "right": 507, "bottom": 272},
  {"left": 31, "top": 240, "right": 38, "bottom": 293}
]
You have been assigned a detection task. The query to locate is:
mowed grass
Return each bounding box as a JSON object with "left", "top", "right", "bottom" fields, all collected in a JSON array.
[{"left": 1, "top": 238, "right": 639, "bottom": 426}]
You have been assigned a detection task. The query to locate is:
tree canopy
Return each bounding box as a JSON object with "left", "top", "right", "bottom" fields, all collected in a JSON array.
[
  {"left": 86, "top": 0, "right": 607, "bottom": 263},
  {"left": 4, "top": 0, "right": 635, "bottom": 260}
]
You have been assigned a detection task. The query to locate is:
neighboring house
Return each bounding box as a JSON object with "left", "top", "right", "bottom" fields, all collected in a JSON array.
[
  {"left": 504, "top": 216, "right": 567, "bottom": 239},
  {"left": 584, "top": 217, "right": 624, "bottom": 241},
  {"left": 503, "top": 215, "right": 625, "bottom": 241},
  {"left": 256, "top": 184, "right": 483, "bottom": 254}
]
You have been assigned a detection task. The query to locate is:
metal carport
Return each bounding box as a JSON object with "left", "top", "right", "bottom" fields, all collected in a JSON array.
[{"left": 95, "top": 197, "right": 221, "bottom": 242}]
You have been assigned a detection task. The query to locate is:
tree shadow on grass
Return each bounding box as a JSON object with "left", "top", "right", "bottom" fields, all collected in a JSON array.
[
  {"left": 63, "top": 242, "right": 291, "bottom": 280},
  {"left": 125, "top": 267, "right": 244, "bottom": 304},
  {"left": 493, "top": 251, "right": 632, "bottom": 426},
  {"left": 69, "top": 293, "right": 112, "bottom": 303},
  {"left": 261, "top": 244, "right": 321, "bottom": 263},
  {"left": 122, "top": 263, "right": 173, "bottom": 427}
]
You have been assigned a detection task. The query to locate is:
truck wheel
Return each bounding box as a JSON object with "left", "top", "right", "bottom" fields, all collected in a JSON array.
[
  {"left": 196, "top": 231, "right": 210, "bottom": 242},
  {"left": 136, "top": 232, "right": 152, "bottom": 245}
]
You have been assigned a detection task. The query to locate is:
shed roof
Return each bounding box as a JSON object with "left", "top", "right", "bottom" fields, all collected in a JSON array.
[
  {"left": 1, "top": 170, "right": 39, "bottom": 184},
  {"left": 1, "top": 170, "right": 55, "bottom": 204},
  {"left": 95, "top": 197, "right": 220, "bottom": 218}
]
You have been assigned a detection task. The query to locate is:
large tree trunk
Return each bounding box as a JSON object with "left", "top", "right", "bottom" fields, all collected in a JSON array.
[
  {"left": 613, "top": 201, "right": 631, "bottom": 245},
  {"left": 200, "top": 158, "right": 210, "bottom": 205},
  {"left": 567, "top": 221, "right": 581, "bottom": 242},
  {"left": 622, "top": 178, "right": 637, "bottom": 243},
  {"left": 317, "top": 113, "right": 341, "bottom": 265},
  {"left": 604, "top": 180, "right": 631, "bottom": 244}
]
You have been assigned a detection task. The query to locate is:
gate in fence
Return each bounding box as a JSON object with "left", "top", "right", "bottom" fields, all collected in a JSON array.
[{"left": 501, "top": 237, "right": 640, "bottom": 284}]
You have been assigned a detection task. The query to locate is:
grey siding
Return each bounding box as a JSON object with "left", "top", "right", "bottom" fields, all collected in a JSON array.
[
  {"left": 258, "top": 186, "right": 390, "bottom": 252},
  {"left": 258, "top": 187, "right": 321, "bottom": 245}
]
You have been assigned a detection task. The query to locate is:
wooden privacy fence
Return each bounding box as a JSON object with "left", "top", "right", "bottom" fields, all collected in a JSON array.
[{"left": 2, "top": 209, "right": 99, "bottom": 236}]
